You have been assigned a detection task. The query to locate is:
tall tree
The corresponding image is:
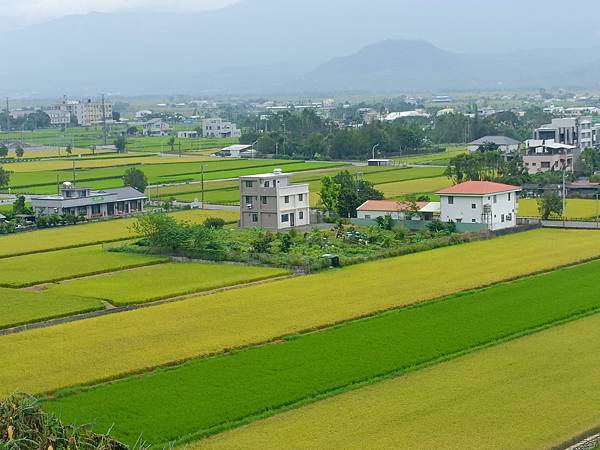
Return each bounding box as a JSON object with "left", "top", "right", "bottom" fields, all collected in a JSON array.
[
  {"left": 0, "top": 145, "right": 8, "bottom": 158},
  {"left": 537, "top": 190, "right": 563, "bottom": 219},
  {"left": 318, "top": 176, "right": 341, "bottom": 217},
  {"left": 15, "top": 146, "right": 24, "bottom": 158},
  {"left": 123, "top": 167, "right": 148, "bottom": 192},
  {"left": 0, "top": 167, "right": 10, "bottom": 189},
  {"left": 114, "top": 136, "right": 127, "bottom": 153}
]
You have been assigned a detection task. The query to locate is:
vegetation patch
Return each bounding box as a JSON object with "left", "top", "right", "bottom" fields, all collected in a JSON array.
[
  {"left": 0, "top": 209, "right": 239, "bottom": 258},
  {"left": 47, "top": 262, "right": 289, "bottom": 306},
  {"left": 0, "top": 287, "right": 103, "bottom": 330},
  {"left": 43, "top": 260, "right": 600, "bottom": 447},
  {"left": 0, "top": 229, "right": 599, "bottom": 397}
]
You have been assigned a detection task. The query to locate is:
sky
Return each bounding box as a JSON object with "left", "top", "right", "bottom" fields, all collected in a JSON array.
[{"left": 0, "top": 0, "right": 237, "bottom": 26}]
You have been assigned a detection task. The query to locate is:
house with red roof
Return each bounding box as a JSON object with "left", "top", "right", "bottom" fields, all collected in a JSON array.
[
  {"left": 436, "top": 181, "right": 521, "bottom": 230},
  {"left": 356, "top": 199, "right": 433, "bottom": 221}
]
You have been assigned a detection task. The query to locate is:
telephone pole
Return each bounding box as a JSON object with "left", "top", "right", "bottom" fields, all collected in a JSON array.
[
  {"left": 200, "top": 164, "right": 205, "bottom": 209},
  {"left": 101, "top": 94, "right": 108, "bottom": 145},
  {"left": 5, "top": 98, "right": 10, "bottom": 134}
]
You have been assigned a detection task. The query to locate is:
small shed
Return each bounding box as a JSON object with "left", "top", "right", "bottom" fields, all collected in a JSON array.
[{"left": 368, "top": 159, "right": 393, "bottom": 167}]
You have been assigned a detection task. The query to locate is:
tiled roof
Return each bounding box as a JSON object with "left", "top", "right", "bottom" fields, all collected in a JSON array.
[
  {"left": 357, "top": 200, "right": 429, "bottom": 212},
  {"left": 437, "top": 181, "right": 521, "bottom": 195}
]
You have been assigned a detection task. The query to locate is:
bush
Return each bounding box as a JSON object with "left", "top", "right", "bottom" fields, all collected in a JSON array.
[
  {"left": 0, "top": 393, "right": 128, "bottom": 450},
  {"left": 203, "top": 217, "right": 226, "bottom": 229}
]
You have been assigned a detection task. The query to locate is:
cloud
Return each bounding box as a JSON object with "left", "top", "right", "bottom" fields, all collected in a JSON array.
[{"left": 0, "top": 0, "right": 237, "bottom": 24}]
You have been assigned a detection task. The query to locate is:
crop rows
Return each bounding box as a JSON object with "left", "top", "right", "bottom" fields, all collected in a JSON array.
[
  {"left": 194, "top": 312, "right": 600, "bottom": 450},
  {"left": 1, "top": 229, "right": 599, "bottom": 397},
  {"left": 43, "top": 259, "right": 600, "bottom": 446}
]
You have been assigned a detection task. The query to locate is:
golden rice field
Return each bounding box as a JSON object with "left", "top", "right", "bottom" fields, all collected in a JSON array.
[
  {"left": 519, "top": 198, "right": 600, "bottom": 219},
  {"left": 193, "top": 313, "right": 600, "bottom": 450},
  {"left": 4, "top": 155, "right": 213, "bottom": 172},
  {"left": 1, "top": 229, "right": 600, "bottom": 397},
  {"left": 379, "top": 176, "right": 452, "bottom": 198},
  {"left": 0, "top": 209, "right": 239, "bottom": 258}
]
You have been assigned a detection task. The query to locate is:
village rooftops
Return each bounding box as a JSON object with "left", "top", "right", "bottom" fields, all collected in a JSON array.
[
  {"left": 437, "top": 181, "right": 521, "bottom": 196},
  {"left": 32, "top": 186, "right": 146, "bottom": 202}
]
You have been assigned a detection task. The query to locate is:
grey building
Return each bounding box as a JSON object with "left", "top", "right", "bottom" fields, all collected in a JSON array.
[
  {"left": 534, "top": 117, "right": 596, "bottom": 149},
  {"left": 467, "top": 136, "right": 521, "bottom": 155},
  {"left": 240, "top": 169, "right": 310, "bottom": 230},
  {"left": 31, "top": 183, "right": 147, "bottom": 219}
]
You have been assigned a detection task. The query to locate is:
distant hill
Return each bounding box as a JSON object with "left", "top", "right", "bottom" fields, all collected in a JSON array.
[
  {"left": 299, "top": 40, "right": 600, "bottom": 93},
  {"left": 1, "top": 0, "right": 600, "bottom": 96}
]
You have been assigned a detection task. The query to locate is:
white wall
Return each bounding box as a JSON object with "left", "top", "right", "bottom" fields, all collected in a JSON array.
[{"left": 440, "top": 192, "right": 517, "bottom": 230}]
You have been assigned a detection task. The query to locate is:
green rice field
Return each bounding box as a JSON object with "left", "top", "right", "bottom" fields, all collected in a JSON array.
[
  {"left": 0, "top": 288, "right": 103, "bottom": 330},
  {"left": 0, "top": 245, "right": 167, "bottom": 287},
  {"left": 48, "top": 262, "right": 289, "bottom": 305}
]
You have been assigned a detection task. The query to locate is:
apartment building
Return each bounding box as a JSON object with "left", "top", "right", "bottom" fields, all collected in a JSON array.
[
  {"left": 239, "top": 169, "right": 310, "bottom": 230},
  {"left": 202, "top": 118, "right": 242, "bottom": 138},
  {"left": 43, "top": 109, "right": 70, "bottom": 126},
  {"left": 74, "top": 99, "right": 113, "bottom": 126},
  {"left": 533, "top": 117, "right": 596, "bottom": 149}
]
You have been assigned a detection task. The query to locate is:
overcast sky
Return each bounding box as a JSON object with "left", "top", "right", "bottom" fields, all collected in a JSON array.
[{"left": 1, "top": 0, "right": 237, "bottom": 25}]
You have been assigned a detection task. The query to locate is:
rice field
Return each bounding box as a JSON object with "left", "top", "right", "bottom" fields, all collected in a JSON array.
[
  {"left": 519, "top": 198, "right": 600, "bottom": 219},
  {"left": 0, "top": 209, "right": 239, "bottom": 258},
  {"left": 42, "top": 260, "right": 600, "bottom": 446},
  {"left": 379, "top": 176, "right": 451, "bottom": 198},
  {"left": 0, "top": 245, "right": 167, "bottom": 287},
  {"left": 47, "top": 262, "right": 289, "bottom": 305},
  {"left": 0, "top": 288, "right": 103, "bottom": 330},
  {"left": 193, "top": 312, "right": 600, "bottom": 450},
  {"left": 1, "top": 229, "right": 599, "bottom": 397},
  {"left": 7, "top": 160, "right": 343, "bottom": 194},
  {"left": 395, "top": 145, "right": 467, "bottom": 165}
]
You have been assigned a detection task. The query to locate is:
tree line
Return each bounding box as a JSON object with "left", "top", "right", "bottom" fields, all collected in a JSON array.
[{"left": 239, "top": 107, "right": 551, "bottom": 161}]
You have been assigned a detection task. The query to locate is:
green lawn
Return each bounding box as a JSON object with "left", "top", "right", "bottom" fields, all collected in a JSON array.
[
  {"left": 0, "top": 288, "right": 103, "bottom": 330},
  {"left": 47, "top": 262, "right": 289, "bottom": 306},
  {"left": 43, "top": 259, "right": 600, "bottom": 447},
  {"left": 0, "top": 245, "right": 166, "bottom": 287}
]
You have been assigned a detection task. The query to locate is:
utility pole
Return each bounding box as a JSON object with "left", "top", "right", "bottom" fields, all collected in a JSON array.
[
  {"left": 101, "top": 94, "right": 108, "bottom": 145},
  {"left": 372, "top": 143, "right": 380, "bottom": 160},
  {"left": 5, "top": 98, "right": 10, "bottom": 134},
  {"left": 562, "top": 169, "right": 567, "bottom": 227},
  {"left": 200, "top": 164, "right": 205, "bottom": 209},
  {"left": 72, "top": 160, "right": 76, "bottom": 184}
]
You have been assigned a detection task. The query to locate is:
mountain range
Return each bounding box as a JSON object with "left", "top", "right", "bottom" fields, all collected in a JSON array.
[{"left": 2, "top": 0, "right": 600, "bottom": 96}]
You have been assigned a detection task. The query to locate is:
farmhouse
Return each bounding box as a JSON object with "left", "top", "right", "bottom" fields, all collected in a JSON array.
[
  {"left": 218, "top": 144, "right": 252, "bottom": 158},
  {"left": 356, "top": 200, "right": 431, "bottom": 220},
  {"left": 239, "top": 169, "right": 310, "bottom": 230},
  {"left": 437, "top": 181, "right": 520, "bottom": 231},
  {"left": 143, "top": 119, "right": 171, "bottom": 136},
  {"left": 202, "top": 118, "right": 242, "bottom": 139},
  {"left": 177, "top": 131, "right": 198, "bottom": 139},
  {"left": 31, "top": 183, "right": 147, "bottom": 219},
  {"left": 467, "top": 136, "right": 521, "bottom": 155}
]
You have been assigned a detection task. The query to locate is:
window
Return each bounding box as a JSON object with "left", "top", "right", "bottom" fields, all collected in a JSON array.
[
  {"left": 471, "top": 203, "right": 476, "bottom": 209},
  {"left": 264, "top": 181, "right": 270, "bottom": 188},
  {"left": 284, "top": 196, "right": 289, "bottom": 204},
  {"left": 261, "top": 196, "right": 267, "bottom": 205},
  {"left": 501, "top": 214, "right": 505, "bottom": 223},
  {"left": 245, "top": 196, "right": 253, "bottom": 205},
  {"left": 281, "top": 214, "right": 289, "bottom": 223},
  {"left": 508, "top": 193, "right": 511, "bottom": 201},
  {"left": 252, "top": 213, "right": 258, "bottom": 223},
  {"left": 507, "top": 213, "right": 512, "bottom": 221},
  {"left": 448, "top": 197, "right": 454, "bottom": 205},
  {"left": 299, "top": 211, "right": 304, "bottom": 220},
  {"left": 245, "top": 181, "right": 254, "bottom": 188},
  {"left": 472, "top": 219, "right": 476, "bottom": 223},
  {"left": 365, "top": 214, "right": 371, "bottom": 219},
  {"left": 272, "top": 180, "right": 276, "bottom": 187},
  {"left": 493, "top": 195, "right": 497, "bottom": 204},
  {"left": 298, "top": 193, "right": 304, "bottom": 202}
]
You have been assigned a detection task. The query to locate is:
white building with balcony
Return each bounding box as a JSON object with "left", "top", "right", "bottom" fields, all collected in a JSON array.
[
  {"left": 239, "top": 169, "right": 310, "bottom": 230},
  {"left": 437, "top": 181, "right": 521, "bottom": 231},
  {"left": 202, "top": 118, "right": 242, "bottom": 138}
]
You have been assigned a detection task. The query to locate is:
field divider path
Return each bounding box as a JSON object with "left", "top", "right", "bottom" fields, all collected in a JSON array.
[{"left": 0, "top": 274, "right": 296, "bottom": 337}]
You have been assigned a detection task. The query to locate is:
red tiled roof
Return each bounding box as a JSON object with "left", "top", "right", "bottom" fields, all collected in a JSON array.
[
  {"left": 357, "top": 200, "right": 429, "bottom": 212},
  {"left": 436, "top": 181, "right": 521, "bottom": 195}
]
